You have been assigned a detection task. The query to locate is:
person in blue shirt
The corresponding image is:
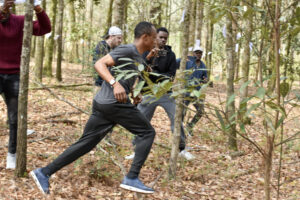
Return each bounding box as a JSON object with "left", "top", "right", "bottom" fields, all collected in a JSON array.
[{"left": 177, "top": 46, "right": 208, "bottom": 135}]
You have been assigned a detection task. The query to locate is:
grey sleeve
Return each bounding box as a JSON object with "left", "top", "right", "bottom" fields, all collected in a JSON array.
[{"left": 109, "top": 45, "right": 132, "bottom": 65}]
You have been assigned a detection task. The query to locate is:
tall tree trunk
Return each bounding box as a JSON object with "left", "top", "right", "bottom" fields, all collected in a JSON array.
[
  {"left": 195, "top": 0, "right": 204, "bottom": 45},
  {"left": 232, "top": 1, "right": 239, "bottom": 80},
  {"left": 56, "top": 0, "right": 64, "bottom": 82},
  {"left": 238, "top": 0, "right": 254, "bottom": 122},
  {"left": 149, "top": 0, "right": 162, "bottom": 27},
  {"left": 67, "top": 1, "right": 79, "bottom": 62},
  {"left": 169, "top": 0, "right": 191, "bottom": 179},
  {"left": 104, "top": 0, "right": 114, "bottom": 35},
  {"left": 15, "top": 0, "right": 34, "bottom": 177},
  {"left": 31, "top": 37, "right": 36, "bottom": 57},
  {"left": 205, "top": 3, "right": 214, "bottom": 80},
  {"left": 44, "top": 0, "right": 57, "bottom": 77},
  {"left": 33, "top": 0, "right": 46, "bottom": 83},
  {"left": 85, "top": 0, "right": 93, "bottom": 66},
  {"left": 225, "top": 0, "right": 237, "bottom": 151},
  {"left": 123, "top": 1, "right": 128, "bottom": 43},
  {"left": 188, "top": 0, "right": 197, "bottom": 47}
]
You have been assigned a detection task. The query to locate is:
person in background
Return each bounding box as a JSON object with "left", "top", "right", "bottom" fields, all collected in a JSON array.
[
  {"left": 177, "top": 46, "right": 208, "bottom": 135},
  {"left": 0, "top": 0, "right": 51, "bottom": 169},
  {"left": 92, "top": 26, "right": 123, "bottom": 89},
  {"left": 126, "top": 27, "right": 195, "bottom": 161}
]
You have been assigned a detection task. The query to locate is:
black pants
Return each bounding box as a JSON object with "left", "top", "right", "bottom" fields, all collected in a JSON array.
[
  {"left": 0, "top": 74, "right": 19, "bottom": 154},
  {"left": 44, "top": 100, "right": 156, "bottom": 178}
]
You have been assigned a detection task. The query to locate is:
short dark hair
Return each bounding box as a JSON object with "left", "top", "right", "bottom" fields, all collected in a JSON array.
[
  {"left": 157, "top": 27, "right": 169, "bottom": 34},
  {"left": 134, "top": 21, "right": 154, "bottom": 39}
]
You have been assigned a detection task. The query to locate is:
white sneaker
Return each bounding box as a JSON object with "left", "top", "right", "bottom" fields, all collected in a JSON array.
[
  {"left": 27, "top": 129, "right": 35, "bottom": 136},
  {"left": 6, "top": 153, "right": 16, "bottom": 169},
  {"left": 178, "top": 150, "right": 195, "bottom": 161},
  {"left": 124, "top": 153, "right": 135, "bottom": 160}
]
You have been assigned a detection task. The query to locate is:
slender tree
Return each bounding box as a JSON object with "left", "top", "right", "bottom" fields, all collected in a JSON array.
[
  {"left": 33, "top": 0, "right": 46, "bottom": 82},
  {"left": 195, "top": 0, "right": 204, "bottom": 45},
  {"left": 188, "top": 0, "right": 197, "bottom": 47},
  {"left": 15, "top": 0, "right": 34, "bottom": 177},
  {"left": 238, "top": 0, "right": 254, "bottom": 123},
  {"left": 169, "top": 0, "right": 192, "bottom": 179},
  {"left": 56, "top": 0, "right": 64, "bottom": 81},
  {"left": 104, "top": 0, "right": 114, "bottom": 35},
  {"left": 225, "top": 0, "right": 237, "bottom": 151},
  {"left": 43, "top": 0, "right": 57, "bottom": 77}
]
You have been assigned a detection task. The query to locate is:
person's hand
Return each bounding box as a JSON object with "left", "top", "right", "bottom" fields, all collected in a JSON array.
[
  {"left": 1, "top": 0, "right": 14, "bottom": 13},
  {"left": 113, "top": 82, "right": 128, "bottom": 103},
  {"left": 132, "top": 93, "right": 143, "bottom": 105},
  {"left": 146, "top": 48, "right": 159, "bottom": 60}
]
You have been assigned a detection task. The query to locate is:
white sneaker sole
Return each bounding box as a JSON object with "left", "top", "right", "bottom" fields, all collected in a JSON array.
[
  {"left": 30, "top": 171, "right": 48, "bottom": 195},
  {"left": 120, "top": 184, "right": 154, "bottom": 194}
]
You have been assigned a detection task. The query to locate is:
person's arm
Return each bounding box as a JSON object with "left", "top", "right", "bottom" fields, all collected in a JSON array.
[
  {"left": 32, "top": 4, "right": 51, "bottom": 36},
  {"left": 95, "top": 54, "right": 128, "bottom": 103}
]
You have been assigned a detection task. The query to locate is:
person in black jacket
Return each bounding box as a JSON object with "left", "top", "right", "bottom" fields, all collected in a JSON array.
[{"left": 126, "top": 27, "right": 195, "bottom": 161}]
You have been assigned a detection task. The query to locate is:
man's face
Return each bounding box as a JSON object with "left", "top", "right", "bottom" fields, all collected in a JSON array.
[
  {"left": 144, "top": 27, "right": 157, "bottom": 51},
  {"left": 194, "top": 51, "right": 203, "bottom": 60},
  {"left": 157, "top": 31, "right": 168, "bottom": 48},
  {"left": 110, "top": 35, "right": 123, "bottom": 48}
]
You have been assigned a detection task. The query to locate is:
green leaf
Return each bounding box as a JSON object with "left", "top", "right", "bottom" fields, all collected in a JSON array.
[
  {"left": 239, "top": 80, "right": 251, "bottom": 94},
  {"left": 133, "top": 81, "right": 145, "bottom": 97},
  {"left": 119, "top": 57, "right": 133, "bottom": 62},
  {"left": 280, "top": 82, "right": 290, "bottom": 98},
  {"left": 255, "top": 87, "right": 266, "bottom": 99},
  {"left": 227, "top": 94, "right": 236, "bottom": 106},
  {"left": 245, "top": 102, "right": 262, "bottom": 117},
  {"left": 138, "top": 64, "right": 144, "bottom": 72}
]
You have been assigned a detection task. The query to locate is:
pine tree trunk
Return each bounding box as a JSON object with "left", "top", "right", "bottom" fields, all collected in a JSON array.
[
  {"left": 239, "top": 0, "right": 254, "bottom": 122},
  {"left": 15, "top": 0, "right": 34, "bottom": 177},
  {"left": 225, "top": 0, "right": 237, "bottom": 151},
  {"left": 56, "top": 0, "right": 64, "bottom": 82},
  {"left": 168, "top": 0, "right": 191, "bottom": 179},
  {"left": 205, "top": 3, "right": 214, "bottom": 80},
  {"left": 44, "top": 0, "right": 57, "bottom": 77}
]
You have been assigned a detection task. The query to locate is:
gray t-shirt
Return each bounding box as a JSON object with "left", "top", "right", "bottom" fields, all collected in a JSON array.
[{"left": 94, "top": 44, "right": 144, "bottom": 104}]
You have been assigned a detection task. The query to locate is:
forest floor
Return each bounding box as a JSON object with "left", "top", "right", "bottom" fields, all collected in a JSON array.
[{"left": 0, "top": 62, "right": 299, "bottom": 200}]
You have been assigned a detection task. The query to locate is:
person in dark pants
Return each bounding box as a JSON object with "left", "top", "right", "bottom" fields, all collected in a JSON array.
[
  {"left": 126, "top": 27, "right": 195, "bottom": 161},
  {"left": 177, "top": 46, "right": 208, "bottom": 135},
  {"left": 92, "top": 26, "right": 123, "bottom": 89},
  {"left": 30, "top": 21, "right": 157, "bottom": 195},
  {"left": 0, "top": 0, "right": 51, "bottom": 169}
]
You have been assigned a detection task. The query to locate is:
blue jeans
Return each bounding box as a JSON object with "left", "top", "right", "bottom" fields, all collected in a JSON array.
[
  {"left": 134, "top": 93, "right": 186, "bottom": 151},
  {"left": 0, "top": 74, "right": 19, "bottom": 154}
]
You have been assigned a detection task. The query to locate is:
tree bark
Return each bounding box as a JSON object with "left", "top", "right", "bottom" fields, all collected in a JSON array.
[
  {"left": 225, "top": 0, "right": 237, "bottom": 151},
  {"left": 67, "top": 1, "right": 79, "bottom": 62},
  {"left": 188, "top": 0, "right": 197, "bottom": 47},
  {"left": 33, "top": 0, "right": 46, "bottom": 83},
  {"left": 44, "top": 0, "right": 57, "bottom": 77},
  {"left": 239, "top": 0, "right": 254, "bottom": 122},
  {"left": 149, "top": 0, "right": 162, "bottom": 27},
  {"left": 169, "top": 0, "right": 191, "bottom": 179},
  {"left": 195, "top": 0, "right": 204, "bottom": 45},
  {"left": 104, "top": 0, "right": 114, "bottom": 35},
  {"left": 15, "top": 0, "right": 34, "bottom": 177},
  {"left": 56, "top": 0, "right": 64, "bottom": 82}
]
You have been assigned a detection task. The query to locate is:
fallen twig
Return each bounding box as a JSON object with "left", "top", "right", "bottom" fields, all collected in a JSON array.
[
  {"left": 45, "top": 111, "right": 82, "bottom": 119},
  {"left": 33, "top": 81, "right": 90, "bottom": 115},
  {"left": 30, "top": 83, "right": 93, "bottom": 90}
]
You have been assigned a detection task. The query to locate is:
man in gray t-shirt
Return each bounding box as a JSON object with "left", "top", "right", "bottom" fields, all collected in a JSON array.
[
  {"left": 30, "top": 22, "right": 158, "bottom": 195},
  {"left": 94, "top": 44, "right": 145, "bottom": 104}
]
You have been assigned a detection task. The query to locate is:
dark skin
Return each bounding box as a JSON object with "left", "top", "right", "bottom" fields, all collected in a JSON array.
[
  {"left": 194, "top": 50, "right": 203, "bottom": 65},
  {"left": 95, "top": 26, "right": 157, "bottom": 104},
  {"left": 145, "top": 30, "right": 169, "bottom": 71},
  {"left": 1, "top": 0, "right": 43, "bottom": 22}
]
